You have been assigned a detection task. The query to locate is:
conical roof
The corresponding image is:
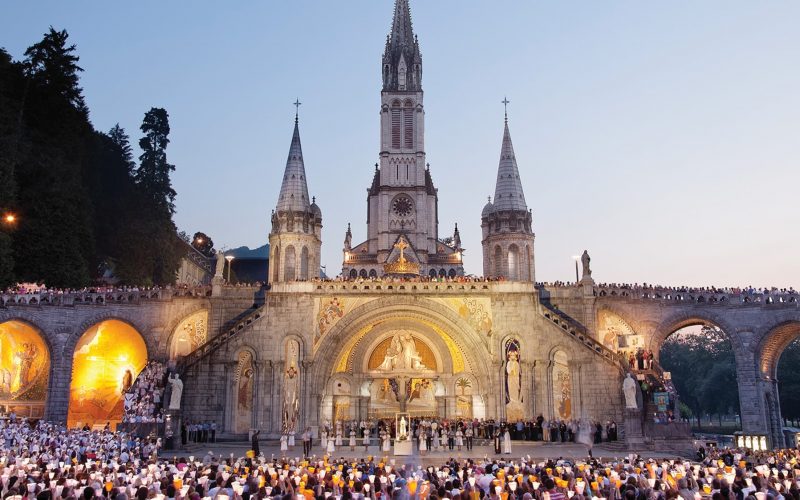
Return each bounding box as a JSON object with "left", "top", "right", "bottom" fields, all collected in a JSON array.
[
  {"left": 492, "top": 118, "right": 528, "bottom": 212},
  {"left": 276, "top": 117, "right": 311, "bottom": 213}
]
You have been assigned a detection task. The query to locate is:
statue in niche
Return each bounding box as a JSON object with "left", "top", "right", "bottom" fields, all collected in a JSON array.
[
  {"left": 504, "top": 340, "right": 523, "bottom": 421},
  {"left": 398, "top": 416, "right": 408, "bottom": 440},
  {"left": 623, "top": 373, "right": 639, "bottom": 409},
  {"left": 282, "top": 340, "right": 301, "bottom": 432}
]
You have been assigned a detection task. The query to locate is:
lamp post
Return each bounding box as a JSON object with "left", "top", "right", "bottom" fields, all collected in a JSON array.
[
  {"left": 572, "top": 255, "right": 580, "bottom": 284},
  {"left": 2, "top": 213, "right": 17, "bottom": 226},
  {"left": 225, "top": 255, "right": 235, "bottom": 283}
]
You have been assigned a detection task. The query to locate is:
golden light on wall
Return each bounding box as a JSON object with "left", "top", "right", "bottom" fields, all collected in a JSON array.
[
  {"left": 0, "top": 321, "right": 50, "bottom": 417},
  {"left": 169, "top": 310, "right": 208, "bottom": 360},
  {"left": 67, "top": 320, "right": 147, "bottom": 429}
]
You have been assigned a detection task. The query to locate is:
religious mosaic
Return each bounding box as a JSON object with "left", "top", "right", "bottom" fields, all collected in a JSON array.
[
  {"left": 234, "top": 350, "right": 254, "bottom": 434},
  {"left": 597, "top": 310, "right": 640, "bottom": 353},
  {"left": 282, "top": 340, "right": 301, "bottom": 432},
  {"left": 455, "top": 377, "right": 473, "bottom": 418},
  {"left": 170, "top": 310, "right": 208, "bottom": 359},
  {"left": 433, "top": 298, "right": 493, "bottom": 337},
  {"left": 67, "top": 320, "right": 147, "bottom": 429},
  {"left": 0, "top": 321, "right": 49, "bottom": 405},
  {"left": 552, "top": 350, "right": 572, "bottom": 420}
]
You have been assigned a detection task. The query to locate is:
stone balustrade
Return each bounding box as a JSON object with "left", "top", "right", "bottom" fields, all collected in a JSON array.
[
  {"left": 269, "top": 280, "right": 535, "bottom": 295},
  {"left": 0, "top": 286, "right": 211, "bottom": 307}
]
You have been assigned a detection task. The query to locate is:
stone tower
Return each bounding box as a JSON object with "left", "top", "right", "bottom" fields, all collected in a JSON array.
[
  {"left": 268, "top": 113, "right": 322, "bottom": 284},
  {"left": 341, "top": 0, "right": 463, "bottom": 279},
  {"left": 481, "top": 110, "right": 535, "bottom": 281}
]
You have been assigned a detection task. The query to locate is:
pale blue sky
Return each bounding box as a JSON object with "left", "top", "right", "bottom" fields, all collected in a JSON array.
[{"left": 3, "top": 1, "right": 799, "bottom": 286}]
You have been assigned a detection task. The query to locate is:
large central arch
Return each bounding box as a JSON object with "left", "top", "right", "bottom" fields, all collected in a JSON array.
[{"left": 309, "top": 296, "right": 491, "bottom": 424}]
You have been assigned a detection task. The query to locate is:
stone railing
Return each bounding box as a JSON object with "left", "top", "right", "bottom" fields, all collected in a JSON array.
[
  {"left": 178, "top": 305, "right": 265, "bottom": 373},
  {"left": 0, "top": 286, "right": 211, "bottom": 308},
  {"left": 542, "top": 284, "right": 798, "bottom": 307},
  {"left": 269, "top": 280, "right": 535, "bottom": 295},
  {"left": 538, "top": 293, "right": 628, "bottom": 371}
]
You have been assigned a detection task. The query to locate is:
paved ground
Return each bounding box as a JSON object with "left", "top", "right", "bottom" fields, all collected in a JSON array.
[{"left": 162, "top": 440, "right": 689, "bottom": 462}]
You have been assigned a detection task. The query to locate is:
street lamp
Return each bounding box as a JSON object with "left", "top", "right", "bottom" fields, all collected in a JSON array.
[
  {"left": 225, "top": 255, "right": 235, "bottom": 283},
  {"left": 3, "top": 213, "right": 16, "bottom": 225},
  {"left": 572, "top": 255, "right": 580, "bottom": 283}
]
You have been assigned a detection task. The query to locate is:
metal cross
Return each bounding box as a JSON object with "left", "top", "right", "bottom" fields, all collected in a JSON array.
[
  {"left": 502, "top": 97, "right": 510, "bottom": 120},
  {"left": 293, "top": 98, "right": 302, "bottom": 118}
]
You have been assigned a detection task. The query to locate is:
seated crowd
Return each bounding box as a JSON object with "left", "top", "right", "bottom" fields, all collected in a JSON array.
[{"left": 2, "top": 417, "right": 800, "bottom": 500}]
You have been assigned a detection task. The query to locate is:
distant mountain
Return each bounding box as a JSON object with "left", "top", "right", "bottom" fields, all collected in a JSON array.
[{"left": 227, "top": 244, "right": 270, "bottom": 259}]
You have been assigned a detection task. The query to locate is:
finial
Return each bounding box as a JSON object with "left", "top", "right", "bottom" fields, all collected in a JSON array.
[
  {"left": 293, "top": 98, "right": 302, "bottom": 122},
  {"left": 488, "top": 196, "right": 492, "bottom": 203},
  {"left": 426, "top": 162, "right": 430, "bottom": 170},
  {"left": 502, "top": 97, "right": 510, "bottom": 122},
  {"left": 347, "top": 222, "right": 351, "bottom": 230},
  {"left": 312, "top": 196, "right": 316, "bottom": 204},
  {"left": 375, "top": 162, "right": 379, "bottom": 171}
]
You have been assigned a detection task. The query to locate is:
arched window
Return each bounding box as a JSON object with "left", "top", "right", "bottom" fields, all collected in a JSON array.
[
  {"left": 284, "top": 246, "right": 296, "bottom": 281},
  {"left": 349, "top": 269, "right": 358, "bottom": 279},
  {"left": 391, "top": 102, "right": 401, "bottom": 149},
  {"left": 508, "top": 244, "right": 520, "bottom": 281},
  {"left": 494, "top": 245, "right": 503, "bottom": 278},
  {"left": 300, "top": 247, "right": 309, "bottom": 280},
  {"left": 428, "top": 269, "right": 437, "bottom": 278},
  {"left": 368, "top": 269, "right": 378, "bottom": 278},
  {"left": 404, "top": 101, "right": 414, "bottom": 149},
  {"left": 448, "top": 269, "right": 457, "bottom": 278},
  {"left": 439, "top": 268, "right": 446, "bottom": 277},
  {"left": 359, "top": 269, "right": 368, "bottom": 278},
  {"left": 272, "top": 246, "right": 281, "bottom": 282}
]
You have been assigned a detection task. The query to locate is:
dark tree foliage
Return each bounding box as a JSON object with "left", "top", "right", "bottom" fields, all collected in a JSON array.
[
  {"left": 777, "top": 338, "right": 800, "bottom": 421},
  {"left": 137, "top": 108, "right": 176, "bottom": 214},
  {"left": 660, "top": 325, "right": 741, "bottom": 427},
  {"left": 0, "top": 29, "right": 184, "bottom": 287},
  {"left": 191, "top": 232, "right": 215, "bottom": 256}
]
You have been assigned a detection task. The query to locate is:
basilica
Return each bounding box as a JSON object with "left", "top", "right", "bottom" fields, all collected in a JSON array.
[{"left": 245, "top": 0, "right": 624, "bottom": 436}]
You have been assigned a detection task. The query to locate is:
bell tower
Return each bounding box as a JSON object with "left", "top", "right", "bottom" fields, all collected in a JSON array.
[{"left": 342, "top": 0, "right": 463, "bottom": 279}]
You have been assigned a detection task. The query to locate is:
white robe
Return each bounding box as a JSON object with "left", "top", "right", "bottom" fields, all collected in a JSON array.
[
  {"left": 280, "top": 435, "right": 288, "bottom": 452},
  {"left": 349, "top": 431, "right": 357, "bottom": 448},
  {"left": 382, "top": 433, "right": 391, "bottom": 452},
  {"left": 502, "top": 431, "right": 512, "bottom": 454},
  {"left": 419, "top": 433, "right": 427, "bottom": 451},
  {"left": 320, "top": 431, "right": 328, "bottom": 450},
  {"left": 326, "top": 438, "right": 335, "bottom": 454},
  {"left": 335, "top": 431, "right": 343, "bottom": 446},
  {"left": 363, "top": 430, "right": 370, "bottom": 446}
]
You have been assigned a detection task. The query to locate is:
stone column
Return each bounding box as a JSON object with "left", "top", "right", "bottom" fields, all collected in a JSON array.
[
  {"left": 256, "top": 360, "right": 272, "bottom": 431},
  {"left": 222, "top": 361, "right": 237, "bottom": 433},
  {"left": 522, "top": 361, "right": 534, "bottom": 418},
  {"left": 301, "top": 359, "right": 314, "bottom": 430},
  {"left": 44, "top": 327, "right": 74, "bottom": 424}
]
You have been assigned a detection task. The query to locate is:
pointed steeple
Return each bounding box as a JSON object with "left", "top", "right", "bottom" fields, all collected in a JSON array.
[
  {"left": 276, "top": 112, "right": 311, "bottom": 213},
  {"left": 382, "top": 0, "right": 422, "bottom": 91},
  {"left": 492, "top": 110, "right": 528, "bottom": 212}
]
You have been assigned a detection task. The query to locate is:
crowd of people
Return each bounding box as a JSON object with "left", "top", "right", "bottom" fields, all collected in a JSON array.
[
  {"left": 289, "top": 417, "right": 620, "bottom": 457},
  {"left": 2, "top": 416, "right": 800, "bottom": 500},
  {"left": 122, "top": 362, "right": 168, "bottom": 424}
]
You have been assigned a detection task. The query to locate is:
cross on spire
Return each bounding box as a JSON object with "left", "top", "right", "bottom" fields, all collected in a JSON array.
[
  {"left": 502, "top": 97, "right": 510, "bottom": 122},
  {"left": 293, "top": 98, "right": 302, "bottom": 122}
]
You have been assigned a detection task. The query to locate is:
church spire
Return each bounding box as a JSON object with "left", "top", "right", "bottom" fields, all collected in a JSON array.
[
  {"left": 382, "top": 0, "right": 422, "bottom": 91},
  {"left": 492, "top": 104, "right": 528, "bottom": 212},
  {"left": 276, "top": 108, "right": 311, "bottom": 213}
]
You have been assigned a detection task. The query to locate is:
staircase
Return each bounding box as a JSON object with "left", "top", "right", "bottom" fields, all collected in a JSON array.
[
  {"left": 538, "top": 297, "right": 627, "bottom": 371},
  {"left": 178, "top": 305, "right": 266, "bottom": 373}
]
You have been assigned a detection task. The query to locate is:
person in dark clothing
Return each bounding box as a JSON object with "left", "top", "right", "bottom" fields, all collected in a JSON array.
[{"left": 251, "top": 430, "right": 260, "bottom": 457}]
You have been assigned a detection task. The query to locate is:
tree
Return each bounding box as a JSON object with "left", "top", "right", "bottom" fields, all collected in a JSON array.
[
  {"left": 778, "top": 338, "right": 800, "bottom": 422},
  {"left": 136, "top": 108, "right": 176, "bottom": 213},
  {"left": 191, "top": 232, "right": 215, "bottom": 256},
  {"left": 108, "top": 124, "right": 136, "bottom": 174},
  {"left": 23, "top": 26, "right": 85, "bottom": 112}
]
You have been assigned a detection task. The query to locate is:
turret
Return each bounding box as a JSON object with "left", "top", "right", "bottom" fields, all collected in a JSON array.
[
  {"left": 481, "top": 104, "right": 535, "bottom": 281},
  {"left": 268, "top": 108, "right": 323, "bottom": 284}
]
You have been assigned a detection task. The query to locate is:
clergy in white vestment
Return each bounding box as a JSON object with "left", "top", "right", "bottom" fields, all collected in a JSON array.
[{"left": 502, "top": 428, "right": 512, "bottom": 454}]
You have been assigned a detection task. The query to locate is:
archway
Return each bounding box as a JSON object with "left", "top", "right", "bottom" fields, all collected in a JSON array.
[
  {"left": 67, "top": 319, "right": 148, "bottom": 429},
  {"left": 550, "top": 349, "right": 572, "bottom": 420},
  {"left": 0, "top": 320, "right": 50, "bottom": 418},
  {"left": 659, "top": 321, "right": 740, "bottom": 431},
  {"left": 169, "top": 310, "right": 209, "bottom": 360},
  {"left": 755, "top": 320, "right": 800, "bottom": 447}
]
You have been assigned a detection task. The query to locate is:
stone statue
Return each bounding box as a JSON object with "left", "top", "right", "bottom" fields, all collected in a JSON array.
[
  {"left": 399, "top": 416, "right": 408, "bottom": 440},
  {"left": 214, "top": 250, "right": 225, "bottom": 278},
  {"left": 623, "top": 373, "right": 638, "bottom": 409},
  {"left": 581, "top": 250, "right": 591, "bottom": 278},
  {"left": 168, "top": 373, "right": 184, "bottom": 410}
]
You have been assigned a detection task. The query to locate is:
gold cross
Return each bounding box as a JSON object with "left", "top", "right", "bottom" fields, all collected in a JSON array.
[{"left": 394, "top": 237, "right": 409, "bottom": 262}]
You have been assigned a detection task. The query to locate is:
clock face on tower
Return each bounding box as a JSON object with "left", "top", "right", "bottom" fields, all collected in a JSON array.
[{"left": 392, "top": 196, "right": 413, "bottom": 217}]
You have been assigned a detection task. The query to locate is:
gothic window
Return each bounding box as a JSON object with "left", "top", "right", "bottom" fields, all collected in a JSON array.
[
  {"left": 508, "top": 244, "right": 520, "bottom": 281},
  {"left": 428, "top": 269, "right": 437, "bottom": 278},
  {"left": 349, "top": 269, "right": 357, "bottom": 279},
  {"left": 448, "top": 269, "right": 457, "bottom": 278},
  {"left": 300, "top": 247, "right": 309, "bottom": 280},
  {"left": 392, "top": 195, "right": 414, "bottom": 217},
  {"left": 359, "top": 269, "right": 368, "bottom": 278},
  {"left": 439, "top": 268, "right": 446, "bottom": 277},
  {"left": 391, "top": 105, "right": 401, "bottom": 149},
  {"left": 368, "top": 269, "right": 378, "bottom": 278},
  {"left": 284, "top": 246, "right": 296, "bottom": 281},
  {"left": 403, "top": 103, "right": 414, "bottom": 149},
  {"left": 494, "top": 245, "right": 503, "bottom": 278}
]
